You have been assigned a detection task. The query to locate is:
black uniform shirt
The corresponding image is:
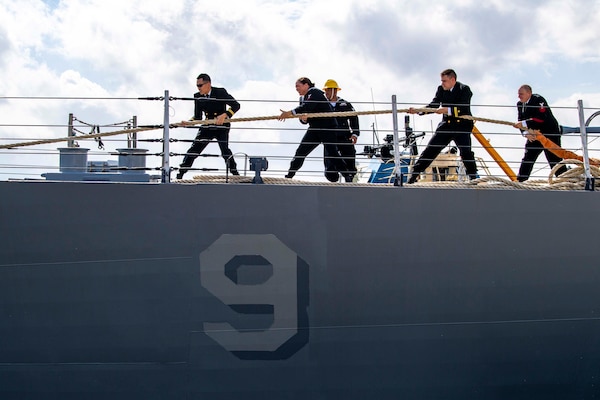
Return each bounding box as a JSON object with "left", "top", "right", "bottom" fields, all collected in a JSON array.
[
  {"left": 193, "top": 86, "right": 240, "bottom": 126},
  {"left": 427, "top": 81, "right": 473, "bottom": 128},
  {"left": 293, "top": 87, "right": 336, "bottom": 129},
  {"left": 517, "top": 93, "right": 560, "bottom": 135},
  {"left": 332, "top": 97, "right": 360, "bottom": 138}
]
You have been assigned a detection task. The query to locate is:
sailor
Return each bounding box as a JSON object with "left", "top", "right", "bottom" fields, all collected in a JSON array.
[
  {"left": 278, "top": 77, "right": 346, "bottom": 182},
  {"left": 513, "top": 84, "right": 567, "bottom": 182},
  {"left": 323, "top": 79, "right": 360, "bottom": 183},
  {"left": 177, "top": 73, "right": 240, "bottom": 180},
  {"left": 407, "top": 69, "right": 477, "bottom": 183}
]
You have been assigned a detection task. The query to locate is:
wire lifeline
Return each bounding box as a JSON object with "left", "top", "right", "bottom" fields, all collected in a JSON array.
[
  {"left": 0, "top": 109, "right": 393, "bottom": 149},
  {"left": 0, "top": 107, "right": 564, "bottom": 150},
  {"left": 0, "top": 125, "right": 160, "bottom": 150}
]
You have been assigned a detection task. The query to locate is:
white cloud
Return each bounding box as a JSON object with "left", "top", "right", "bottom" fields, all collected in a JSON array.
[
  {"left": 534, "top": 1, "right": 600, "bottom": 61},
  {"left": 59, "top": 69, "right": 107, "bottom": 95}
]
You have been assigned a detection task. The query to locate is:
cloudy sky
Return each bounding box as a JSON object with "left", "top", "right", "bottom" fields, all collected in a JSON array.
[{"left": 1, "top": 0, "right": 600, "bottom": 181}]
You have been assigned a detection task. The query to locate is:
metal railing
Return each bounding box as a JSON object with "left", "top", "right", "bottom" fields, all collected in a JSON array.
[{"left": 0, "top": 92, "right": 598, "bottom": 189}]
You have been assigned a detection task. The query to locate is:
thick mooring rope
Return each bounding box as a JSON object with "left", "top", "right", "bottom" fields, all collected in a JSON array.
[
  {"left": 0, "top": 107, "right": 540, "bottom": 150},
  {"left": 0, "top": 125, "right": 159, "bottom": 149},
  {"left": 0, "top": 109, "right": 398, "bottom": 149}
]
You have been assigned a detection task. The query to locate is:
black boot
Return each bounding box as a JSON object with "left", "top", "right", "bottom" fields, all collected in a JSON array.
[
  {"left": 407, "top": 173, "right": 419, "bottom": 184},
  {"left": 555, "top": 165, "right": 569, "bottom": 177},
  {"left": 227, "top": 158, "right": 239, "bottom": 176},
  {"left": 325, "top": 171, "right": 339, "bottom": 182}
]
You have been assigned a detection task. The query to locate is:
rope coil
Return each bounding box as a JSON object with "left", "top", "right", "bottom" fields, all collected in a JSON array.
[{"left": 406, "top": 159, "right": 600, "bottom": 190}]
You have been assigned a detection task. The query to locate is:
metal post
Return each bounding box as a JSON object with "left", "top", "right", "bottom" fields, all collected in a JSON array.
[
  {"left": 127, "top": 116, "right": 138, "bottom": 149},
  {"left": 67, "top": 113, "right": 74, "bottom": 148},
  {"left": 391, "top": 95, "right": 401, "bottom": 186},
  {"left": 132, "top": 115, "right": 138, "bottom": 149},
  {"left": 127, "top": 120, "right": 132, "bottom": 148},
  {"left": 577, "top": 100, "right": 594, "bottom": 191},
  {"left": 162, "top": 90, "right": 171, "bottom": 183}
]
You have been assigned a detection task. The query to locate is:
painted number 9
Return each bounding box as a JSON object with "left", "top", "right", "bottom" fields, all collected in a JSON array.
[{"left": 200, "top": 234, "right": 308, "bottom": 359}]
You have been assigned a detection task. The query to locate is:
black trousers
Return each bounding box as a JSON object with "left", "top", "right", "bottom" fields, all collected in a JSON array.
[
  {"left": 411, "top": 122, "right": 477, "bottom": 178},
  {"left": 180, "top": 126, "right": 237, "bottom": 172},
  {"left": 288, "top": 128, "right": 346, "bottom": 181},
  {"left": 517, "top": 132, "right": 567, "bottom": 182},
  {"left": 326, "top": 134, "right": 357, "bottom": 181}
]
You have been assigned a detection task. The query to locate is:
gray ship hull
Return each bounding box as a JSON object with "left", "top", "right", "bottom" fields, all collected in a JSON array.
[{"left": 1, "top": 181, "right": 599, "bottom": 399}]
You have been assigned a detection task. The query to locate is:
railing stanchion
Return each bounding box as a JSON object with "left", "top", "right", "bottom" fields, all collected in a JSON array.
[
  {"left": 577, "top": 99, "right": 594, "bottom": 191},
  {"left": 162, "top": 90, "right": 171, "bottom": 183},
  {"left": 391, "top": 95, "right": 401, "bottom": 186}
]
